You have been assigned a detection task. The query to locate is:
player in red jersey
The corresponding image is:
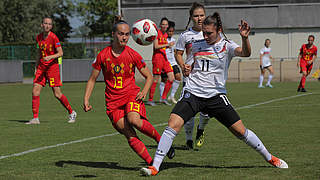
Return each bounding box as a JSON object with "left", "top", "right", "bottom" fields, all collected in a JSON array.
[
  {"left": 83, "top": 17, "right": 174, "bottom": 165},
  {"left": 297, "top": 35, "right": 317, "bottom": 92},
  {"left": 147, "top": 17, "right": 175, "bottom": 106},
  {"left": 26, "top": 17, "right": 76, "bottom": 125}
]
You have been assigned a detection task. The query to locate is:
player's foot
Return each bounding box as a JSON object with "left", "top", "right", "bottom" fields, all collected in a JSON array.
[
  {"left": 161, "top": 99, "right": 172, "bottom": 106},
  {"left": 140, "top": 166, "right": 158, "bottom": 176},
  {"left": 195, "top": 128, "right": 205, "bottom": 148},
  {"left": 146, "top": 101, "right": 157, "bottom": 106},
  {"left": 297, "top": 87, "right": 301, "bottom": 92},
  {"left": 266, "top": 83, "right": 273, "bottom": 88},
  {"left": 258, "top": 85, "right": 265, "bottom": 88},
  {"left": 300, "top": 88, "right": 307, "bottom": 92},
  {"left": 25, "top": 118, "right": 40, "bottom": 124},
  {"left": 68, "top": 111, "right": 77, "bottom": 123},
  {"left": 167, "top": 147, "right": 175, "bottom": 159},
  {"left": 186, "top": 140, "right": 193, "bottom": 150},
  {"left": 168, "top": 96, "right": 177, "bottom": 104},
  {"left": 268, "top": 155, "right": 288, "bottom": 168}
]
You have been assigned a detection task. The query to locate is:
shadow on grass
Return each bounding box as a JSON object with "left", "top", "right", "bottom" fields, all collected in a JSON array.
[
  {"left": 8, "top": 120, "right": 31, "bottom": 123},
  {"left": 55, "top": 160, "right": 138, "bottom": 171}
]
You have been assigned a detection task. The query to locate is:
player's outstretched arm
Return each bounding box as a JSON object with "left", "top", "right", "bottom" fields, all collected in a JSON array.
[
  {"left": 234, "top": 20, "right": 251, "bottom": 57},
  {"left": 136, "top": 66, "right": 153, "bottom": 101},
  {"left": 83, "top": 69, "right": 100, "bottom": 112}
]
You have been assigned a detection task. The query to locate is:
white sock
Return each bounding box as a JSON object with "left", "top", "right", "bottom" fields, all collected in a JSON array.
[
  {"left": 184, "top": 117, "right": 195, "bottom": 141},
  {"left": 153, "top": 126, "right": 177, "bottom": 171},
  {"left": 170, "top": 80, "right": 180, "bottom": 98},
  {"left": 159, "top": 82, "right": 165, "bottom": 100},
  {"left": 198, "top": 112, "right": 210, "bottom": 130},
  {"left": 267, "top": 74, "right": 273, "bottom": 85},
  {"left": 241, "top": 129, "right": 272, "bottom": 161},
  {"left": 259, "top": 75, "right": 264, "bottom": 86}
]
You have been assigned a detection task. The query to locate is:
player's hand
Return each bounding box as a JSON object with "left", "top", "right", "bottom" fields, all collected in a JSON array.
[
  {"left": 136, "top": 91, "right": 146, "bottom": 101},
  {"left": 83, "top": 102, "right": 92, "bottom": 112},
  {"left": 43, "top": 56, "right": 51, "bottom": 61},
  {"left": 238, "top": 20, "right": 250, "bottom": 38},
  {"left": 183, "top": 64, "right": 192, "bottom": 77},
  {"left": 169, "top": 42, "right": 175, "bottom": 47}
]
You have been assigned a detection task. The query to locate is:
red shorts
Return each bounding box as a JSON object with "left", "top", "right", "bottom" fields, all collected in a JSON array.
[
  {"left": 152, "top": 54, "right": 173, "bottom": 75},
  {"left": 33, "top": 63, "right": 62, "bottom": 87},
  {"left": 106, "top": 97, "right": 148, "bottom": 128},
  {"left": 300, "top": 59, "right": 313, "bottom": 74}
]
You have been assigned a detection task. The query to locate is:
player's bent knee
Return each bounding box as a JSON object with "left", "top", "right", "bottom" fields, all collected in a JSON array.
[{"left": 168, "top": 114, "right": 184, "bottom": 133}]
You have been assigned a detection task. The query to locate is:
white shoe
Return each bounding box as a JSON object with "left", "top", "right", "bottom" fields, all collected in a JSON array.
[
  {"left": 168, "top": 96, "right": 177, "bottom": 104},
  {"left": 268, "top": 155, "right": 288, "bottom": 168},
  {"left": 68, "top": 111, "right": 77, "bottom": 123},
  {"left": 266, "top": 83, "right": 273, "bottom": 88},
  {"left": 146, "top": 101, "right": 157, "bottom": 106},
  {"left": 258, "top": 85, "right": 265, "bottom": 88},
  {"left": 25, "top": 118, "right": 40, "bottom": 124}
]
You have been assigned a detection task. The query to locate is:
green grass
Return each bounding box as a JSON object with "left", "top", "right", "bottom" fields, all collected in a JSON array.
[{"left": 0, "top": 82, "right": 319, "bottom": 180}]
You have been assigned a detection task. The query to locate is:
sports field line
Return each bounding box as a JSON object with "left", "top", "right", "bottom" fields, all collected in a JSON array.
[{"left": 0, "top": 92, "right": 312, "bottom": 160}]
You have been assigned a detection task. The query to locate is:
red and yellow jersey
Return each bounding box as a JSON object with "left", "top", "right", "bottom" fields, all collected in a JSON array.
[
  {"left": 153, "top": 30, "right": 168, "bottom": 57},
  {"left": 92, "top": 46, "right": 146, "bottom": 105},
  {"left": 300, "top": 44, "right": 317, "bottom": 61},
  {"left": 36, "top": 32, "right": 61, "bottom": 65}
]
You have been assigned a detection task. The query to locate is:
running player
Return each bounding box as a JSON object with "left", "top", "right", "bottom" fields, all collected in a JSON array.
[
  {"left": 258, "top": 39, "right": 274, "bottom": 88},
  {"left": 297, "top": 35, "right": 317, "bottom": 92},
  {"left": 159, "top": 21, "right": 181, "bottom": 104},
  {"left": 140, "top": 13, "right": 288, "bottom": 176},
  {"left": 26, "top": 17, "right": 76, "bottom": 124},
  {"left": 147, "top": 17, "right": 175, "bottom": 106},
  {"left": 175, "top": 2, "right": 210, "bottom": 149},
  {"left": 83, "top": 18, "right": 174, "bottom": 165}
]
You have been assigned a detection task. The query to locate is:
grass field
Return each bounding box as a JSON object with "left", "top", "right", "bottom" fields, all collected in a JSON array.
[{"left": 0, "top": 81, "right": 319, "bottom": 180}]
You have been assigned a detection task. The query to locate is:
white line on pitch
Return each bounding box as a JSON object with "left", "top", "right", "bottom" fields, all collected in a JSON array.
[{"left": 0, "top": 93, "right": 312, "bottom": 160}]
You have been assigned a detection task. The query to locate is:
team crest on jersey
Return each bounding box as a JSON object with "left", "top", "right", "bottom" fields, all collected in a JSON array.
[
  {"left": 184, "top": 92, "right": 191, "bottom": 98},
  {"left": 114, "top": 65, "right": 121, "bottom": 73}
]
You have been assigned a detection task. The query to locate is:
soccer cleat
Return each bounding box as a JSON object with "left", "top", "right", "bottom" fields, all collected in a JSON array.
[
  {"left": 195, "top": 128, "right": 205, "bottom": 148},
  {"left": 167, "top": 147, "right": 175, "bottom": 159},
  {"left": 297, "top": 88, "right": 301, "bottom": 92},
  {"left": 268, "top": 155, "right": 288, "bottom": 168},
  {"left": 161, "top": 99, "right": 172, "bottom": 106},
  {"left": 186, "top": 140, "right": 193, "bottom": 150},
  {"left": 146, "top": 101, "right": 157, "bottom": 106},
  {"left": 266, "top": 83, "right": 273, "bottom": 88},
  {"left": 68, "top": 111, "right": 77, "bottom": 123},
  {"left": 25, "top": 118, "right": 40, "bottom": 124},
  {"left": 168, "top": 96, "right": 178, "bottom": 104},
  {"left": 300, "top": 88, "right": 307, "bottom": 92},
  {"left": 258, "top": 85, "right": 265, "bottom": 88},
  {"left": 140, "top": 166, "right": 158, "bottom": 176}
]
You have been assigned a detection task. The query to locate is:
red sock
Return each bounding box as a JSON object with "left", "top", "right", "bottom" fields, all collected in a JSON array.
[
  {"left": 32, "top": 96, "right": 40, "bottom": 118},
  {"left": 300, "top": 76, "right": 306, "bottom": 88},
  {"left": 148, "top": 81, "right": 157, "bottom": 101},
  {"left": 138, "top": 119, "right": 161, "bottom": 143},
  {"left": 128, "top": 137, "right": 152, "bottom": 164},
  {"left": 58, "top": 94, "right": 73, "bottom": 114},
  {"left": 161, "top": 80, "right": 173, "bottom": 100}
]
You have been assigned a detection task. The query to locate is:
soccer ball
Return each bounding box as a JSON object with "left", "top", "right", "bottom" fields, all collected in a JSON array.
[{"left": 132, "top": 19, "right": 158, "bottom": 46}]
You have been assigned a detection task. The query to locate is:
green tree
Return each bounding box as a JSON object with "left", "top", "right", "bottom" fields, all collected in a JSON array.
[
  {"left": 77, "top": 0, "right": 118, "bottom": 38},
  {"left": 0, "top": 0, "right": 74, "bottom": 43}
]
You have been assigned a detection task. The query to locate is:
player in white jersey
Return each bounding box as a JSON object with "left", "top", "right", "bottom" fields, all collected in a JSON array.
[
  {"left": 174, "top": 2, "right": 210, "bottom": 150},
  {"left": 159, "top": 21, "right": 182, "bottom": 104},
  {"left": 140, "top": 12, "right": 288, "bottom": 176},
  {"left": 258, "top": 39, "right": 275, "bottom": 88}
]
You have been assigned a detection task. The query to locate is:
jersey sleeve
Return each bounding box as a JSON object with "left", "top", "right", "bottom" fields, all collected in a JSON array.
[
  {"left": 299, "top": 45, "right": 304, "bottom": 55},
  {"left": 132, "top": 50, "right": 146, "bottom": 70},
  {"left": 92, "top": 53, "right": 102, "bottom": 71},
  {"left": 227, "top": 40, "right": 240, "bottom": 58},
  {"left": 175, "top": 33, "right": 185, "bottom": 51},
  {"left": 260, "top": 48, "right": 264, "bottom": 55},
  {"left": 314, "top": 46, "right": 317, "bottom": 56},
  {"left": 53, "top": 34, "right": 61, "bottom": 48}
]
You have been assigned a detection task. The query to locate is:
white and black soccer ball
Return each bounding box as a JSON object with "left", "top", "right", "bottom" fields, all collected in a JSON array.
[{"left": 132, "top": 19, "right": 158, "bottom": 46}]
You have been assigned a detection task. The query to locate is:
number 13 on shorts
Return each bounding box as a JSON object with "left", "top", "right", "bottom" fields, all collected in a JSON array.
[{"left": 129, "top": 102, "right": 140, "bottom": 112}]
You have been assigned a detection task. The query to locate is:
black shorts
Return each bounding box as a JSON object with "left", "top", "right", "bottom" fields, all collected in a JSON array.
[
  {"left": 171, "top": 91, "right": 240, "bottom": 128},
  {"left": 161, "top": 65, "right": 181, "bottom": 79}
]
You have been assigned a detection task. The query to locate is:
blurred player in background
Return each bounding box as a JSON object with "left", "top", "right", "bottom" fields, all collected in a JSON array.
[
  {"left": 83, "top": 17, "right": 174, "bottom": 165},
  {"left": 175, "top": 2, "right": 210, "bottom": 150},
  {"left": 141, "top": 12, "right": 288, "bottom": 176},
  {"left": 297, "top": 35, "right": 317, "bottom": 92},
  {"left": 258, "top": 39, "right": 274, "bottom": 88},
  {"left": 26, "top": 17, "right": 76, "bottom": 124},
  {"left": 159, "top": 21, "right": 181, "bottom": 104},
  {"left": 147, "top": 17, "right": 175, "bottom": 106}
]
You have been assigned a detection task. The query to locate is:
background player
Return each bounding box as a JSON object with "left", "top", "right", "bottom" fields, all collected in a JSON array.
[
  {"left": 159, "top": 21, "right": 181, "bottom": 104},
  {"left": 141, "top": 13, "right": 288, "bottom": 176},
  {"left": 297, "top": 35, "right": 317, "bottom": 92},
  {"left": 258, "top": 39, "right": 275, "bottom": 88},
  {"left": 175, "top": 2, "right": 210, "bottom": 149},
  {"left": 83, "top": 18, "right": 174, "bottom": 165},
  {"left": 147, "top": 17, "right": 175, "bottom": 106},
  {"left": 26, "top": 17, "right": 76, "bottom": 124}
]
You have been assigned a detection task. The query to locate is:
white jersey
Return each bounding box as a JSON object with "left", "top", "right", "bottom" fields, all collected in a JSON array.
[
  {"left": 184, "top": 38, "right": 239, "bottom": 98},
  {"left": 260, "top": 47, "right": 272, "bottom": 68},
  {"left": 166, "top": 37, "right": 177, "bottom": 66}
]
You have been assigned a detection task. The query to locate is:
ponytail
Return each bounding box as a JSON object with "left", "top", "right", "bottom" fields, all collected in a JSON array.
[
  {"left": 204, "top": 12, "right": 228, "bottom": 40},
  {"left": 112, "top": 15, "right": 128, "bottom": 32}
]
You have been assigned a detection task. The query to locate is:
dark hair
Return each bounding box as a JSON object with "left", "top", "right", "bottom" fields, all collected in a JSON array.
[
  {"left": 112, "top": 15, "right": 129, "bottom": 32},
  {"left": 185, "top": 2, "right": 205, "bottom": 29},
  {"left": 168, "top": 21, "right": 175, "bottom": 30},
  {"left": 203, "top": 12, "right": 228, "bottom": 40},
  {"left": 160, "top": 17, "right": 169, "bottom": 25},
  {"left": 42, "top": 17, "right": 53, "bottom": 24},
  {"left": 264, "top": 39, "right": 271, "bottom": 46},
  {"left": 308, "top": 35, "right": 315, "bottom": 40}
]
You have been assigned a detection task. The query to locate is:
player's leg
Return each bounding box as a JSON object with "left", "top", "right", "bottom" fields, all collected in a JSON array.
[
  {"left": 266, "top": 66, "right": 274, "bottom": 88},
  {"left": 168, "top": 65, "right": 181, "bottom": 104},
  {"left": 195, "top": 112, "right": 210, "bottom": 148},
  {"left": 52, "top": 87, "right": 76, "bottom": 122},
  {"left": 258, "top": 67, "right": 265, "bottom": 88},
  {"left": 184, "top": 117, "right": 195, "bottom": 149},
  {"left": 159, "top": 72, "right": 167, "bottom": 102},
  {"left": 298, "top": 60, "right": 308, "bottom": 92},
  {"left": 26, "top": 83, "right": 43, "bottom": 124},
  {"left": 161, "top": 62, "right": 174, "bottom": 105},
  {"left": 147, "top": 59, "right": 161, "bottom": 106}
]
